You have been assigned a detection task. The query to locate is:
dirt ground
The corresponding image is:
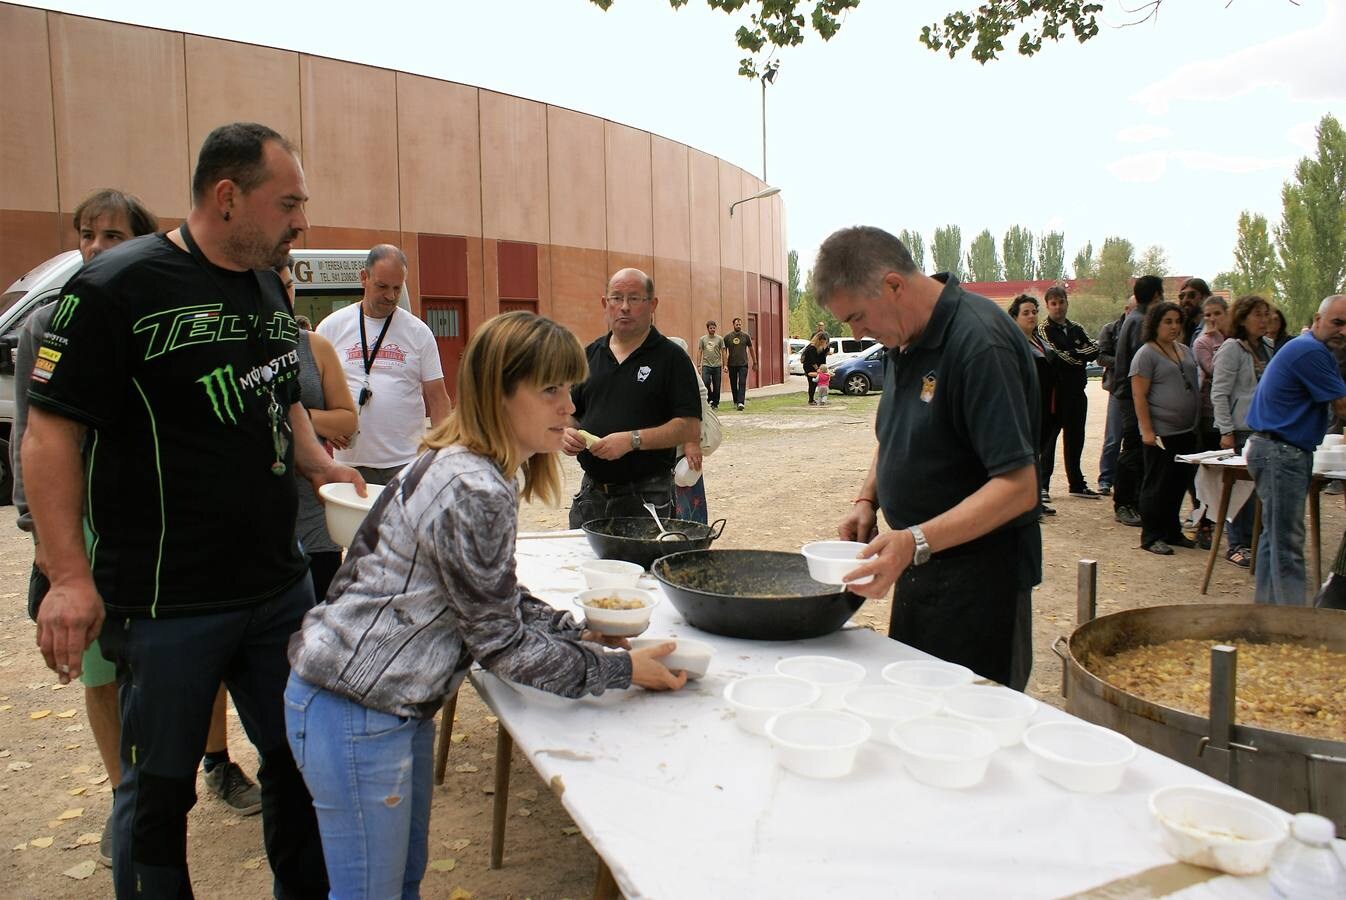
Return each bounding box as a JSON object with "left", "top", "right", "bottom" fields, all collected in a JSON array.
[{"left": 0, "top": 380, "right": 1337, "bottom": 899}]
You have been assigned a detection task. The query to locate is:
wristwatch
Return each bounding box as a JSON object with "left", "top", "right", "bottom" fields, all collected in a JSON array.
[
  {"left": 908, "top": 525, "right": 931, "bottom": 566},
  {"left": 630, "top": 429, "right": 642, "bottom": 450}
]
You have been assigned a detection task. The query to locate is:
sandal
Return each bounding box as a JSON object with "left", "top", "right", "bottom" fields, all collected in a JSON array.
[{"left": 1225, "top": 546, "right": 1251, "bottom": 569}]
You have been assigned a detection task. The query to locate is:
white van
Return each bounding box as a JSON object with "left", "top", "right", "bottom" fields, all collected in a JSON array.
[
  {"left": 0, "top": 246, "right": 410, "bottom": 501},
  {"left": 787, "top": 335, "right": 878, "bottom": 375}
]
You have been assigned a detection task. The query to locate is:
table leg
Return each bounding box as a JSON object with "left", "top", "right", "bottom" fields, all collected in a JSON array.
[
  {"left": 1201, "top": 472, "right": 1235, "bottom": 595},
  {"left": 1310, "top": 484, "right": 1322, "bottom": 592},
  {"left": 433, "top": 689, "right": 460, "bottom": 786},
  {"left": 1250, "top": 498, "right": 1261, "bottom": 578},
  {"left": 594, "top": 858, "right": 620, "bottom": 900},
  {"left": 490, "top": 722, "right": 514, "bottom": 870}
]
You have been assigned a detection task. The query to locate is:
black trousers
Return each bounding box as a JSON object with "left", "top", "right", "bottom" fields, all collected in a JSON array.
[
  {"left": 1113, "top": 398, "right": 1144, "bottom": 510},
  {"left": 1140, "top": 430, "right": 1198, "bottom": 547},
  {"left": 568, "top": 471, "right": 675, "bottom": 529},
  {"left": 100, "top": 577, "right": 327, "bottom": 899},
  {"left": 307, "top": 550, "right": 343, "bottom": 605},
  {"left": 701, "top": 365, "right": 721, "bottom": 407},
  {"left": 728, "top": 365, "right": 749, "bottom": 407},
  {"left": 888, "top": 536, "right": 1033, "bottom": 691},
  {"left": 1040, "top": 386, "right": 1088, "bottom": 491}
]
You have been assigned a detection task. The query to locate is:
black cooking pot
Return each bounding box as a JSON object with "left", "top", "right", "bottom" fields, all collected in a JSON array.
[
  {"left": 581, "top": 517, "right": 726, "bottom": 570},
  {"left": 652, "top": 549, "right": 865, "bottom": 641}
]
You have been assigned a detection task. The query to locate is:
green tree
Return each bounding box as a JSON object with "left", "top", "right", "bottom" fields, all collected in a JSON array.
[
  {"left": 1274, "top": 114, "right": 1346, "bottom": 325},
  {"left": 591, "top": 0, "right": 859, "bottom": 79},
  {"left": 898, "top": 229, "right": 926, "bottom": 271},
  {"left": 1002, "top": 225, "right": 1035, "bottom": 281},
  {"left": 1072, "top": 241, "right": 1095, "bottom": 280},
  {"left": 1038, "top": 231, "right": 1066, "bottom": 281},
  {"left": 1095, "top": 237, "right": 1136, "bottom": 302},
  {"left": 966, "top": 229, "right": 1002, "bottom": 282},
  {"left": 1212, "top": 272, "right": 1236, "bottom": 292},
  {"left": 931, "top": 225, "right": 963, "bottom": 278},
  {"left": 1138, "top": 244, "right": 1170, "bottom": 277},
  {"left": 788, "top": 249, "right": 802, "bottom": 310},
  {"left": 1231, "top": 211, "right": 1278, "bottom": 297},
  {"left": 788, "top": 279, "right": 841, "bottom": 338}
]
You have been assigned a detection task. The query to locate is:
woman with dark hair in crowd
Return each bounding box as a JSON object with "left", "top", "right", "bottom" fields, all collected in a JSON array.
[
  {"left": 1264, "top": 306, "right": 1292, "bottom": 354},
  {"left": 1211, "top": 295, "right": 1272, "bottom": 567},
  {"left": 1010, "top": 294, "right": 1056, "bottom": 518},
  {"left": 801, "top": 331, "right": 829, "bottom": 406},
  {"left": 1130, "top": 301, "right": 1200, "bottom": 555},
  {"left": 1177, "top": 277, "right": 1212, "bottom": 345}
]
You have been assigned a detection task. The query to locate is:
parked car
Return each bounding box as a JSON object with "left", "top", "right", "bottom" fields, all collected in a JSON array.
[
  {"left": 786, "top": 338, "right": 809, "bottom": 375},
  {"left": 787, "top": 335, "right": 878, "bottom": 375},
  {"left": 1086, "top": 362, "right": 1103, "bottom": 378},
  {"left": 833, "top": 343, "right": 888, "bottom": 395}
]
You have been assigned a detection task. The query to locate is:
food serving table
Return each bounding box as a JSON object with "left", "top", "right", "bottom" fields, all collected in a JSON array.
[
  {"left": 460, "top": 534, "right": 1313, "bottom": 899},
  {"left": 1187, "top": 454, "right": 1346, "bottom": 596}
]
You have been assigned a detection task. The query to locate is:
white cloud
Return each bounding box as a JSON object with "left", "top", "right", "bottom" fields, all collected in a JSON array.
[
  {"left": 1286, "top": 120, "right": 1318, "bottom": 153},
  {"left": 1131, "top": 5, "right": 1346, "bottom": 115},
  {"left": 1108, "top": 149, "right": 1294, "bottom": 183},
  {"left": 1116, "top": 125, "right": 1171, "bottom": 143}
]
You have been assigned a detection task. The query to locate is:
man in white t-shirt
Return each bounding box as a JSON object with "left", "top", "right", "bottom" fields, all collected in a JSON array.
[{"left": 316, "top": 244, "right": 452, "bottom": 483}]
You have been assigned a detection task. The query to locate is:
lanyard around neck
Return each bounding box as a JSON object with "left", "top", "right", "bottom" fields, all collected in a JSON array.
[{"left": 358, "top": 306, "right": 394, "bottom": 377}]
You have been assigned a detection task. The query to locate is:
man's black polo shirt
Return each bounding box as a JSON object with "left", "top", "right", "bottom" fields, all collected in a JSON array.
[
  {"left": 572, "top": 326, "right": 702, "bottom": 485},
  {"left": 875, "top": 274, "right": 1041, "bottom": 585}
]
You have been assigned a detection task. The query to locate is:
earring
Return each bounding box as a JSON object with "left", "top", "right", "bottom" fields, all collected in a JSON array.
[{"left": 222, "top": 210, "right": 231, "bottom": 222}]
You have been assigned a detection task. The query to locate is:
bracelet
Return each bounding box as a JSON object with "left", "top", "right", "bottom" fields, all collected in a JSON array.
[{"left": 853, "top": 497, "right": 876, "bottom": 506}]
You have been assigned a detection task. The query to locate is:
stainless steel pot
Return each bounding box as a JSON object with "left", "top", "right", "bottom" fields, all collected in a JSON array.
[{"left": 1053, "top": 600, "right": 1346, "bottom": 830}]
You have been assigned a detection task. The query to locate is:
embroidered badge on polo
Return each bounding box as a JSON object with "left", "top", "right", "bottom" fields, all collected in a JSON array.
[
  {"left": 637, "top": 365, "right": 652, "bottom": 382},
  {"left": 920, "top": 372, "right": 937, "bottom": 403}
]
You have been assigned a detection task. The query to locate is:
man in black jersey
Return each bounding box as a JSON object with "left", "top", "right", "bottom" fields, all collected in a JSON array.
[{"left": 24, "top": 122, "right": 362, "bottom": 898}]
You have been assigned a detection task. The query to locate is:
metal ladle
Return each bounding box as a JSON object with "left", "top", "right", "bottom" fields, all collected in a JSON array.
[{"left": 643, "top": 502, "right": 673, "bottom": 537}]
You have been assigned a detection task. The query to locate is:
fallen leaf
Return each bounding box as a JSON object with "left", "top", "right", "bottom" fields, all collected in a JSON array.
[
  {"left": 47, "top": 821, "right": 64, "bottom": 829},
  {"left": 514, "top": 788, "right": 538, "bottom": 802},
  {"left": 87, "top": 774, "right": 108, "bottom": 785},
  {"left": 63, "top": 860, "right": 97, "bottom": 880},
  {"left": 0, "top": 705, "right": 11, "bottom": 712},
  {"left": 241, "top": 855, "right": 265, "bottom": 870},
  {"left": 57, "top": 808, "right": 83, "bottom": 820},
  {"left": 560, "top": 826, "right": 581, "bottom": 836},
  {"left": 70, "top": 766, "right": 90, "bottom": 775},
  {"left": 73, "top": 832, "right": 100, "bottom": 847},
  {"left": 30, "top": 836, "right": 54, "bottom": 848},
  {"left": 51, "top": 684, "right": 67, "bottom": 691},
  {"left": 484, "top": 716, "right": 498, "bottom": 724},
  {"left": 54, "top": 710, "right": 77, "bottom": 719},
  {"left": 12, "top": 843, "right": 25, "bottom": 851},
  {"left": 449, "top": 889, "right": 473, "bottom": 900},
  {"left": 450, "top": 734, "right": 466, "bottom": 744},
  {"left": 64, "top": 725, "right": 83, "bottom": 733},
  {"left": 0, "top": 751, "right": 9, "bottom": 758},
  {"left": 67, "top": 787, "right": 86, "bottom": 796},
  {"left": 516, "top": 807, "right": 532, "bottom": 817},
  {"left": 64, "top": 744, "right": 80, "bottom": 751},
  {"left": 453, "top": 763, "right": 478, "bottom": 774},
  {"left": 445, "top": 838, "right": 470, "bottom": 851},
  {"left": 7, "top": 761, "right": 31, "bottom": 771},
  {"left": 29, "top": 710, "right": 51, "bottom": 720},
  {"left": 427, "top": 858, "right": 457, "bottom": 872}
]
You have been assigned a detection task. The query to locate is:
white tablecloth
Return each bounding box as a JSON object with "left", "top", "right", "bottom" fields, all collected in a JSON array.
[
  {"left": 1182, "top": 454, "right": 1255, "bottom": 525},
  {"left": 471, "top": 536, "right": 1300, "bottom": 899}
]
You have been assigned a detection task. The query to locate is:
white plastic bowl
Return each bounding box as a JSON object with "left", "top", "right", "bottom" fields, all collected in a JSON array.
[
  {"left": 724, "top": 675, "right": 822, "bottom": 736},
  {"left": 800, "top": 541, "right": 874, "bottom": 585},
  {"left": 1149, "top": 785, "right": 1289, "bottom": 875},
  {"left": 627, "top": 637, "right": 715, "bottom": 679},
  {"left": 775, "top": 655, "right": 867, "bottom": 708},
  {"left": 576, "top": 588, "right": 657, "bottom": 637},
  {"left": 1022, "top": 721, "right": 1137, "bottom": 793},
  {"left": 889, "top": 718, "right": 998, "bottom": 789},
  {"left": 881, "top": 660, "right": 977, "bottom": 694},
  {"left": 841, "top": 685, "right": 942, "bottom": 740},
  {"left": 318, "top": 482, "right": 386, "bottom": 546},
  {"left": 941, "top": 685, "right": 1039, "bottom": 747},
  {"left": 765, "top": 709, "right": 872, "bottom": 778},
  {"left": 579, "top": 559, "right": 644, "bottom": 589},
  {"left": 1320, "top": 434, "right": 1345, "bottom": 448}
]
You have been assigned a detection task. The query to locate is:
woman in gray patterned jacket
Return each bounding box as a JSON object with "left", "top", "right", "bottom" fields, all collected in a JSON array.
[{"left": 285, "top": 311, "right": 685, "bottom": 897}]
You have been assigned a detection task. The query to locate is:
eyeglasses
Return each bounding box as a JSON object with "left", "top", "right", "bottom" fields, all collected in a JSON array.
[{"left": 605, "top": 294, "right": 651, "bottom": 307}]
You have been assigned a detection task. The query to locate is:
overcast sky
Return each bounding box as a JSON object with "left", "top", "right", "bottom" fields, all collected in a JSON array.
[{"left": 20, "top": 0, "right": 1344, "bottom": 280}]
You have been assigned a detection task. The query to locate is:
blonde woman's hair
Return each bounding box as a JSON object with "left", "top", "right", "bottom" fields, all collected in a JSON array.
[{"left": 422, "top": 311, "right": 587, "bottom": 504}]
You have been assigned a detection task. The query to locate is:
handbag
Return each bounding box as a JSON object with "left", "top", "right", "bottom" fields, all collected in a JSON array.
[{"left": 700, "top": 395, "right": 723, "bottom": 455}]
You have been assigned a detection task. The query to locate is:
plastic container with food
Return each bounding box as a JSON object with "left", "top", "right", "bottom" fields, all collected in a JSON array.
[
  {"left": 775, "top": 655, "right": 867, "bottom": 709},
  {"left": 724, "top": 675, "right": 822, "bottom": 736},
  {"left": 889, "top": 717, "right": 998, "bottom": 789},
  {"left": 1022, "top": 721, "right": 1137, "bottom": 793},
  {"left": 1148, "top": 784, "right": 1289, "bottom": 876},
  {"left": 627, "top": 637, "right": 715, "bottom": 679},
  {"left": 941, "top": 684, "right": 1039, "bottom": 747},
  {"left": 765, "top": 708, "right": 872, "bottom": 778},
  {"left": 575, "top": 588, "right": 657, "bottom": 637}
]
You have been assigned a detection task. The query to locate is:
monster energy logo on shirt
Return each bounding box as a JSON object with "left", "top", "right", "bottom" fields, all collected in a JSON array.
[
  {"left": 197, "top": 364, "right": 244, "bottom": 424},
  {"left": 51, "top": 294, "right": 80, "bottom": 330}
]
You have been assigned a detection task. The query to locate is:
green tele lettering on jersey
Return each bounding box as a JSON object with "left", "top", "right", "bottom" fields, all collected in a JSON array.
[
  {"left": 134, "top": 304, "right": 298, "bottom": 361},
  {"left": 51, "top": 294, "right": 80, "bottom": 330},
  {"left": 197, "top": 364, "right": 244, "bottom": 425}
]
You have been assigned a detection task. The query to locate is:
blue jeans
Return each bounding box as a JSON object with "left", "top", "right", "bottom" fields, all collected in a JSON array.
[
  {"left": 1098, "top": 393, "right": 1123, "bottom": 487},
  {"left": 284, "top": 675, "right": 436, "bottom": 900},
  {"left": 1246, "top": 435, "right": 1312, "bottom": 605}
]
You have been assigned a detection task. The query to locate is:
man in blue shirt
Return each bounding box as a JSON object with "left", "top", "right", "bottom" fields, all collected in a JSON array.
[{"left": 1245, "top": 295, "right": 1346, "bottom": 604}]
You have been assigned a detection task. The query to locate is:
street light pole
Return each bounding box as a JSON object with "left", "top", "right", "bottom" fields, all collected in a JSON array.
[{"left": 759, "top": 64, "right": 778, "bottom": 184}]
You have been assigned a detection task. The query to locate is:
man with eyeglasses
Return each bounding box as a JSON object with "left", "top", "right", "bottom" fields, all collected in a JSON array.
[{"left": 563, "top": 268, "right": 701, "bottom": 528}]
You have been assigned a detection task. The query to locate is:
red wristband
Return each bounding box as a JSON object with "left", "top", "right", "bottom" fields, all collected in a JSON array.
[{"left": 853, "top": 497, "right": 876, "bottom": 506}]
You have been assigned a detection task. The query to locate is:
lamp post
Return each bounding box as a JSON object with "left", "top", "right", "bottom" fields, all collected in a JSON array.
[
  {"left": 760, "top": 64, "right": 778, "bottom": 183},
  {"left": 728, "top": 186, "right": 781, "bottom": 218}
]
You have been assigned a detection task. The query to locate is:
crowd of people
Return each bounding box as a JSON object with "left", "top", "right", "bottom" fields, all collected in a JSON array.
[{"left": 10, "top": 119, "right": 1345, "bottom": 899}]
